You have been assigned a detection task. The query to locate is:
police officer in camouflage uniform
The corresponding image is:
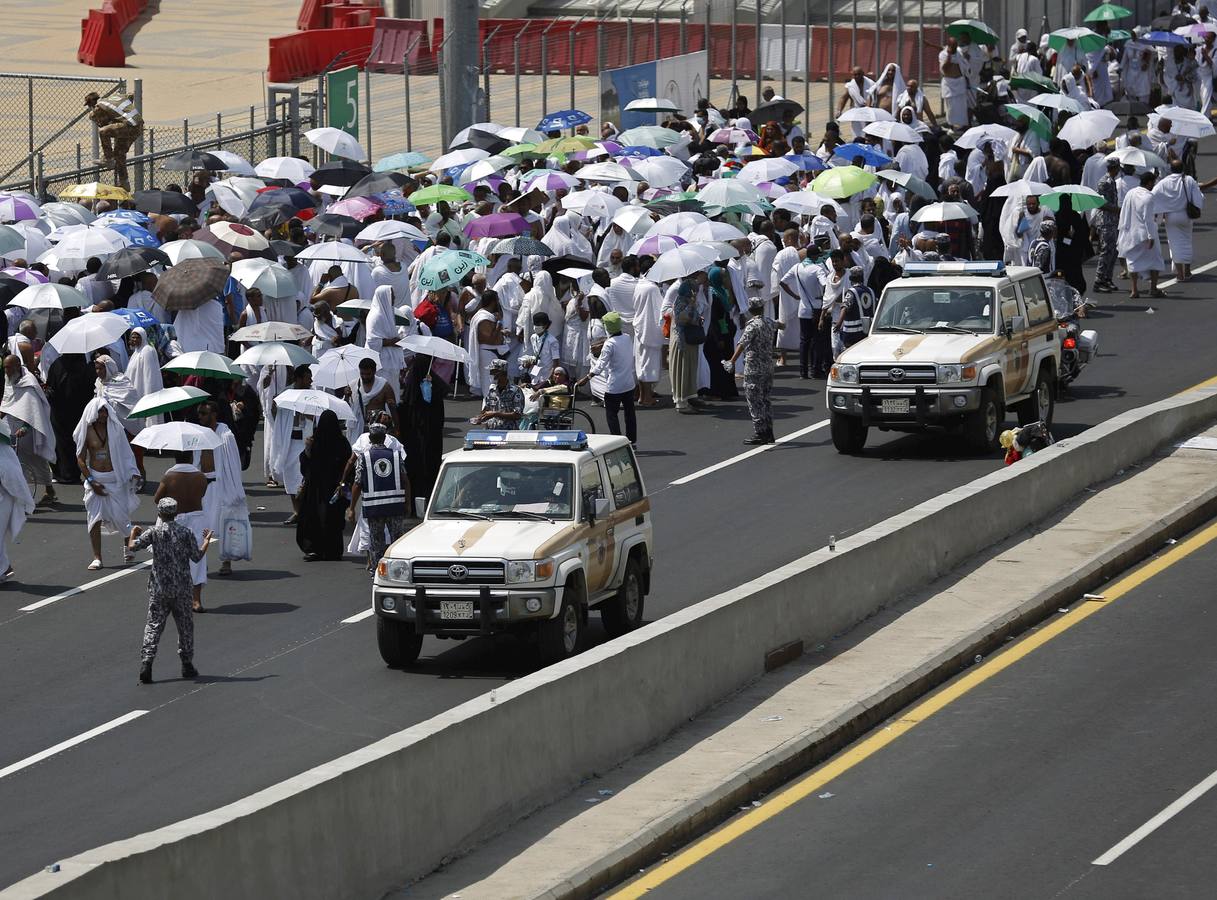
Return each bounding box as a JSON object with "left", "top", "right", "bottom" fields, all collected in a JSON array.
[
  {"left": 127, "top": 497, "right": 212, "bottom": 684},
  {"left": 727, "top": 297, "right": 782, "bottom": 445},
  {"left": 84, "top": 91, "right": 143, "bottom": 191},
  {"left": 1093, "top": 157, "right": 1121, "bottom": 293}
]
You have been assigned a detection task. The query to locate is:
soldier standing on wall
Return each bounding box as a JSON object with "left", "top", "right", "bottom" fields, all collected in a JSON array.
[{"left": 84, "top": 91, "right": 143, "bottom": 191}]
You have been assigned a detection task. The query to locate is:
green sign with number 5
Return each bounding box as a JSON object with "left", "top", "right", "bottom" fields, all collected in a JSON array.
[{"left": 327, "top": 65, "right": 359, "bottom": 139}]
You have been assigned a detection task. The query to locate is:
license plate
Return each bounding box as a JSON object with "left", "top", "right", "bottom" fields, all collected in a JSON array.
[
  {"left": 440, "top": 600, "right": 475, "bottom": 620},
  {"left": 881, "top": 398, "right": 910, "bottom": 414}
]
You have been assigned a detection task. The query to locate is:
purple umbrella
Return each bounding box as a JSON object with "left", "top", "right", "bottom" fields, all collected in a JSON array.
[
  {"left": 629, "top": 234, "right": 687, "bottom": 257},
  {"left": 1, "top": 267, "right": 48, "bottom": 286},
  {"left": 463, "top": 212, "right": 531, "bottom": 239},
  {"left": 0, "top": 195, "right": 41, "bottom": 223}
]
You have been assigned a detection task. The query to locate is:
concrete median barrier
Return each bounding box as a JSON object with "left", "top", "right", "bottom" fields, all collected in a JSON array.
[{"left": 9, "top": 385, "right": 1217, "bottom": 900}]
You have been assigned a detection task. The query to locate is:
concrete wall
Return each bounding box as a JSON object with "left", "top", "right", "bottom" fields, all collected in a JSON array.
[{"left": 10, "top": 385, "right": 1217, "bottom": 900}]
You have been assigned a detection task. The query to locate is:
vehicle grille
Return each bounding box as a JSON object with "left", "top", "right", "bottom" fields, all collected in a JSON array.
[
  {"left": 411, "top": 560, "right": 505, "bottom": 585},
  {"left": 859, "top": 365, "right": 937, "bottom": 385}
]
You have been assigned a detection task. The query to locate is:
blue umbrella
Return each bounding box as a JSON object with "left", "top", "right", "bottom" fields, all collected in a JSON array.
[
  {"left": 617, "top": 145, "right": 664, "bottom": 158},
  {"left": 113, "top": 307, "right": 159, "bottom": 328},
  {"left": 106, "top": 222, "right": 160, "bottom": 248},
  {"left": 375, "top": 190, "right": 416, "bottom": 216},
  {"left": 374, "top": 151, "right": 431, "bottom": 171},
  {"left": 1141, "top": 30, "right": 1189, "bottom": 45},
  {"left": 783, "top": 152, "right": 828, "bottom": 172},
  {"left": 831, "top": 143, "right": 894, "bottom": 167},
  {"left": 102, "top": 209, "right": 150, "bottom": 223},
  {"left": 536, "top": 109, "right": 592, "bottom": 131}
]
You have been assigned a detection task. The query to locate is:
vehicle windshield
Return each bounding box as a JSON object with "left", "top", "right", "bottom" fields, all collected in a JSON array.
[
  {"left": 874, "top": 286, "right": 996, "bottom": 334},
  {"left": 430, "top": 461, "right": 575, "bottom": 520}
]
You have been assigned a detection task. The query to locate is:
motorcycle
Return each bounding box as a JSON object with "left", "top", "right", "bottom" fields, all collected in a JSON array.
[{"left": 1045, "top": 278, "right": 1099, "bottom": 390}]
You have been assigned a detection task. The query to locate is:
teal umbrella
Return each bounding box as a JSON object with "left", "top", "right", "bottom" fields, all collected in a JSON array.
[
  {"left": 946, "top": 19, "right": 999, "bottom": 46},
  {"left": 417, "top": 250, "right": 490, "bottom": 291},
  {"left": 1041, "top": 185, "right": 1105, "bottom": 212},
  {"left": 374, "top": 151, "right": 431, "bottom": 172}
]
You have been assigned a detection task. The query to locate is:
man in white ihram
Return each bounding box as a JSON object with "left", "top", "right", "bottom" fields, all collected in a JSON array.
[
  {"left": 74, "top": 397, "right": 141, "bottom": 570},
  {"left": 194, "top": 400, "right": 251, "bottom": 577},
  {"left": 1, "top": 354, "right": 57, "bottom": 508},
  {"left": 0, "top": 418, "right": 34, "bottom": 582}
]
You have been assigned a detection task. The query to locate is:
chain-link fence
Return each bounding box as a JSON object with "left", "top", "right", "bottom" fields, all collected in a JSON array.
[{"left": 0, "top": 73, "right": 129, "bottom": 189}]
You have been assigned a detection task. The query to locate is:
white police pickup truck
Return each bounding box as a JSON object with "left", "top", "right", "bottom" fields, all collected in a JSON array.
[
  {"left": 372, "top": 430, "right": 653, "bottom": 667},
  {"left": 826, "top": 261, "right": 1060, "bottom": 453}
]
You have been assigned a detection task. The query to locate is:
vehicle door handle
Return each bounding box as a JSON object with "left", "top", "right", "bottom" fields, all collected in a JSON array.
[{"left": 607, "top": 526, "right": 615, "bottom": 537}]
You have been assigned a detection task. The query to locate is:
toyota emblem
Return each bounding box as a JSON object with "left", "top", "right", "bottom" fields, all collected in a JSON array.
[
  {"left": 448, "top": 564, "right": 468, "bottom": 581},
  {"left": 889, "top": 367, "right": 906, "bottom": 382}
]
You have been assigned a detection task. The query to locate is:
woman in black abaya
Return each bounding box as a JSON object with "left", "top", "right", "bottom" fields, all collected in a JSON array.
[{"left": 295, "top": 410, "right": 351, "bottom": 561}]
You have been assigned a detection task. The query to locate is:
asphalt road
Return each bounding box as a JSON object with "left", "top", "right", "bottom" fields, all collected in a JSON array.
[
  {"left": 628, "top": 524, "right": 1217, "bottom": 900},
  {"left": 3, "top": 187, "right": 1217, "bottom": 887}
]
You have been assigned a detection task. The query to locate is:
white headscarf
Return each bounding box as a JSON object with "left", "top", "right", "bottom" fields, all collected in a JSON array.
[
  {"left": 365, "top": 284, "right": 397, "bottom": 343},
  {"left": 124, "top": 327, "right": 163, "bottom": 399},
  {"left": 94, "top": 355, "right": 141, "bottom": 434},
  {"left": 542, "top": 212, "right": 594, "bottom": 262},
  {"left": 0, "top": 368, "right": 54, "bottom": 462},
  {"left": 72, "top": 397, "right": 139, "bottom": 484},
  {"left": 870, "top": 63, "right": 907, "bottom": 107}
]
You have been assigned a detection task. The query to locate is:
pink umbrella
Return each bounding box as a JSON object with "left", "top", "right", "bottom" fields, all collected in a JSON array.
[
  {"left": 1, "top": 267, "right": 48, "bottom": 285},
  {"left": 628, "top": 234, "right": 686, "bottom": 257},
  {"left": 753, "top": 181, "right": 789, "bottom": 199},
  {"left": 326, "top": 196, "right": 383, "bottom": 221},
  {"left": 463, "top": 212, "right": 531, "bottom": 239}
]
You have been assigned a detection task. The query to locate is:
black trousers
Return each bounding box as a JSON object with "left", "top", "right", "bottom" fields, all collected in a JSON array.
[
  {"left": 799, "top": 315, "right": 832, "bottom": 377},
  {"left": 604, "top": 389, "right": 637, "bottom": 444}
]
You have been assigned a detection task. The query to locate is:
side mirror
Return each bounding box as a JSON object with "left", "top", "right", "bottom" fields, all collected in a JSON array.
[
  {"left": 413, "top": 497, "right": 426, "bottom": 518},
  {"left": 1005, "top": 315, "right": 1025, "bottom": 338},
  {"left": 594, "top": 498, "right": 611, "bottom": 520}
]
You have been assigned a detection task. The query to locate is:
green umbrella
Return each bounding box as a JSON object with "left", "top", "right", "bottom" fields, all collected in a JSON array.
[
  {"left": 1084, "top": 3, "right": 1133, "bottom": 22},
  {"left": 1048, "top": 27, "right": 1109, "bottom": 54},
  {"left": 1041, "top": 185, "right": 1105, "bottom": 212},
  {"left": 409, "top": 184, "right": 473, "bottom": 206},
  {"left": 417, "top": 249, "right": 490, "bottom": 291},
  {"left": 162, "top": 351, "right": 244, "bottom": 380},
  {"left": 810, "top": 166, "right": 877, "bottom": 199},
  {"left": 1010, "top": 72, "right": 1058, "bottom": 94},
  {"left": 501, "top": 143, "right": 542, "bottom": 159},
  {"left": 946, "top": 19, "right": 999, "bottom": 46},
  {"left": 129, "top": 386, "right": 210, "bottom": 419},
  {"left": 1005, "top": 103, "right": 1054, "bottom": 140}
]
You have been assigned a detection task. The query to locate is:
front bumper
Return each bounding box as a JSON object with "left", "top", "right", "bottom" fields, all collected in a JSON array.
[
  {"left": 826, "top": 385, "right": 982, "bottom": 424},
  {"left": 372, "top": 583, "right": 560, "bottom": 635}
]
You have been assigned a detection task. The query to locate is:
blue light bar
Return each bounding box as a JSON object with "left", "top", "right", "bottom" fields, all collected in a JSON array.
[
  {"left": 903, "top": 260, "right": 1006, "bottom": 277},
  {"left": 464, "top": 430, "right": 589, "bottom": 451}
]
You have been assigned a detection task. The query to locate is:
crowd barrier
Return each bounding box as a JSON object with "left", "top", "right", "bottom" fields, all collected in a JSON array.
[
  {"left": 365, "top": 18, "right": 430, "bottom": 73},
  {"left": 11, "top": 385, "right": 1217, "bottom": 900},
  {"left": 268, "top": 25, "right": 377, "bottom": 83},
  {"left": 77, "top": 0, "right": 149, "bottom": 67}
]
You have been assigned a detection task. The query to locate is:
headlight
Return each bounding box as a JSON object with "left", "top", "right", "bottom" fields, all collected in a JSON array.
[
  {"left": 377, "top": 559, "right": 411, "bottom": 583},
  {"left": 506, "top": 559, "right": 555, "bottom": 584},
  {"left": 937, "top": 364, "right": 977, "bottom": 384},
  {"left": 830, "top": 364, "right": 859, "bottom": 385}
]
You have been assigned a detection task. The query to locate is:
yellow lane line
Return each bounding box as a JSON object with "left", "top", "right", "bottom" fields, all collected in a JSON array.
[{"left": 610, "top": 518, "right": 1217, "bottom": 898}]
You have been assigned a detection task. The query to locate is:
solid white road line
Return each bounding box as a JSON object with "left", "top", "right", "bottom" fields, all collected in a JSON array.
[
  {"left": 670, "top": 419, "right": 830, "bottom": 487},
  {"left": 0, "top": 710, "right": 148, "bottom": 780},
  {"left": 341, "top": 607, "right": 376, "bottom": 624},
  {"left": 1158, "top": 258, "right": 1217, "bottom": 290},
  {"left": 1092, "top": 767, "right": 1217, "bottom": 866},
  {"left": 19, "top": 561, "right": 152, "bottom": 612}
]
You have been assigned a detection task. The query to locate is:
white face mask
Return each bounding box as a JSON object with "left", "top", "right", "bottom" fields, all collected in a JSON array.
[{"left": 533, "top": 325, "right": 546, "bottom": 335}]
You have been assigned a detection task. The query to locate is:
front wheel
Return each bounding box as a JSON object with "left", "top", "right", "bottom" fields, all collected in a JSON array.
[
  {"left": 965, "top": 386, "right": 1003, "bottom": 452},
  {"left": 538, "top": 579, "right": 585, "bottom": 664},
  {"left": 377, "top": 616, "right": 423, "bottom": 668},
  {"left": 830, "top": 411, "right": 868, "bottom": 454},
  {"left": 601, "top": 556, "right": 645, "bottom": 637},
  {"left": 1017, "top": 369, "right": 1055, "bottom": 426}
]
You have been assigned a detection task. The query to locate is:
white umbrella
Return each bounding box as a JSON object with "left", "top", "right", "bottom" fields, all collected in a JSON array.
[
  {"left": 624, "top": 97, "right": 681, "bottom": 113},
  {"left": 955, "top": 123, "right": 1019, "bottom": 150},
  {"left": 310, "top": 346, "right": 380, "bottom": 389},
  {"left": 645, "top": 243, "right": 723, "bottom": 283},
  {"left": 696, "top": 179, "right": 766, "bottom": 210},
  {"left": 295, "top": 241, "right": 374, "bottom": 265},
  {"left": 631, "top": 156, "right": 689, "bottom": 188},
  {"left": 233, "top": 341, "right": 319, "bottom": 367},
  {"left": 1149, "top": 110, "right": 1215, "bottom": 139},
  {"left": 837, "top": 107, "right": 895, "bottom": 124},
  {"left": 275, "top": 388, "right": 356, "bottom": 422},
  {"left": 774, "top": 190, "right": 845, "bottom": 216},
  {"left": 875, "top": 170, "right": 937, "bottom": 201},
  {"left": 429, "top": 147, "right": 490, "bottom": 172},
  {"left": 39, "top": 202, "right": 95, "bottom": 227},
  {"left": 132, "top": 422, "right": 222, "bottom": 452},
  {"left": 208, "top": 150, "right": 257, "bottom": 177},
  {"left": 207, "top": 176, "right": 266, "bottom": 218},
  {"left": 255, "top": 156, "right": 316, "bottom": 183},
  {"left": 1029, "top": 93, "right": 1087, "bottom": 114},
  {"left": 356, "top": 220, "right": 428, "bottom": 243},
  {"left": 863, "top": 121, "right": 923, "bottom": 143},
  {"left": 209, "top": 221, "right": 270, "bottom": 251},
  {"left": 9, "top": 282, "right": 89, "bottom": 310},
  {"left": 47, "top": 311, "right": 130, "bottom": 354},
  {"left": 457, "top": 155, "right": 516, "bottom": 186},
  {"left": 229, "top": 321, "right": 311, "bottom": 343},
  {"left": 1106, "top": 146, "right": 1168, "bottom": 170},
  {"left": 911, "top": 201, "right": 979, "bottom": 223},
  {"left": 230, "top": 258, "right": 298, "bottom": 298},
  {"left": 160, "top": 238, "right": 226, "bottom": 264},
  {"left": 578, "top": 162, "right": 641, "bottom": 183},
  {"left": 561, "top": 191, "right": 624, "bottom": 218},
  {"left": 334, "top": 297, "right": 373, "bottom": 319},
  {"left": 646, "top": 211, "right": 710, "bottom": 237},
  {"left": 400, "top": 334, "right": 471, "bottom": 364},
  {"left": 990, "top": 180, "right": 1051, "bottom": 198},
  {"left": 685, "top": 220, "right": 747, "bottom": 242},
  {"left": 736, "top": 157, "right": 800, "bottom": 184},
  {"left": 1058, "top": 109, "right": 1121, "bottom": 148},
  {"left": 498, "top": 126, "right": 545, "bottom": 143},
  {"left": 612, "top": 205, "right": 654, "bottom": 235},
  {"left": 304, "top": 127, "right": 367, "bottom": 162},
  {"left": 49, "top": 227, "right": 127, "bottom": 263},
  {"left": 451, "top": 122, "right": 507, "bottom": 146}
]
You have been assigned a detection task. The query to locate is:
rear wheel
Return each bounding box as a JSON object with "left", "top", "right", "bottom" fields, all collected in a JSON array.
[
  {"left": 830, "top": 411, "right": 868, "bottom": 454},
  {"left": 568, "top": 408, "right": 596, "bottom": 434},
  {"left": 601, "top": 556, "right": 645, "bottom": 637},
  {"left": 965, "top": 386, "right": 1003, "bottom": 452},
  {"left": 377, "top": 616, "right": 423, "bottom": 668},
  {"left": 1017, "top": 368, "right": 1055, "bottom": 426},
  {"left": 538, "top": 578, "right": 585, "bottom": 664}
]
